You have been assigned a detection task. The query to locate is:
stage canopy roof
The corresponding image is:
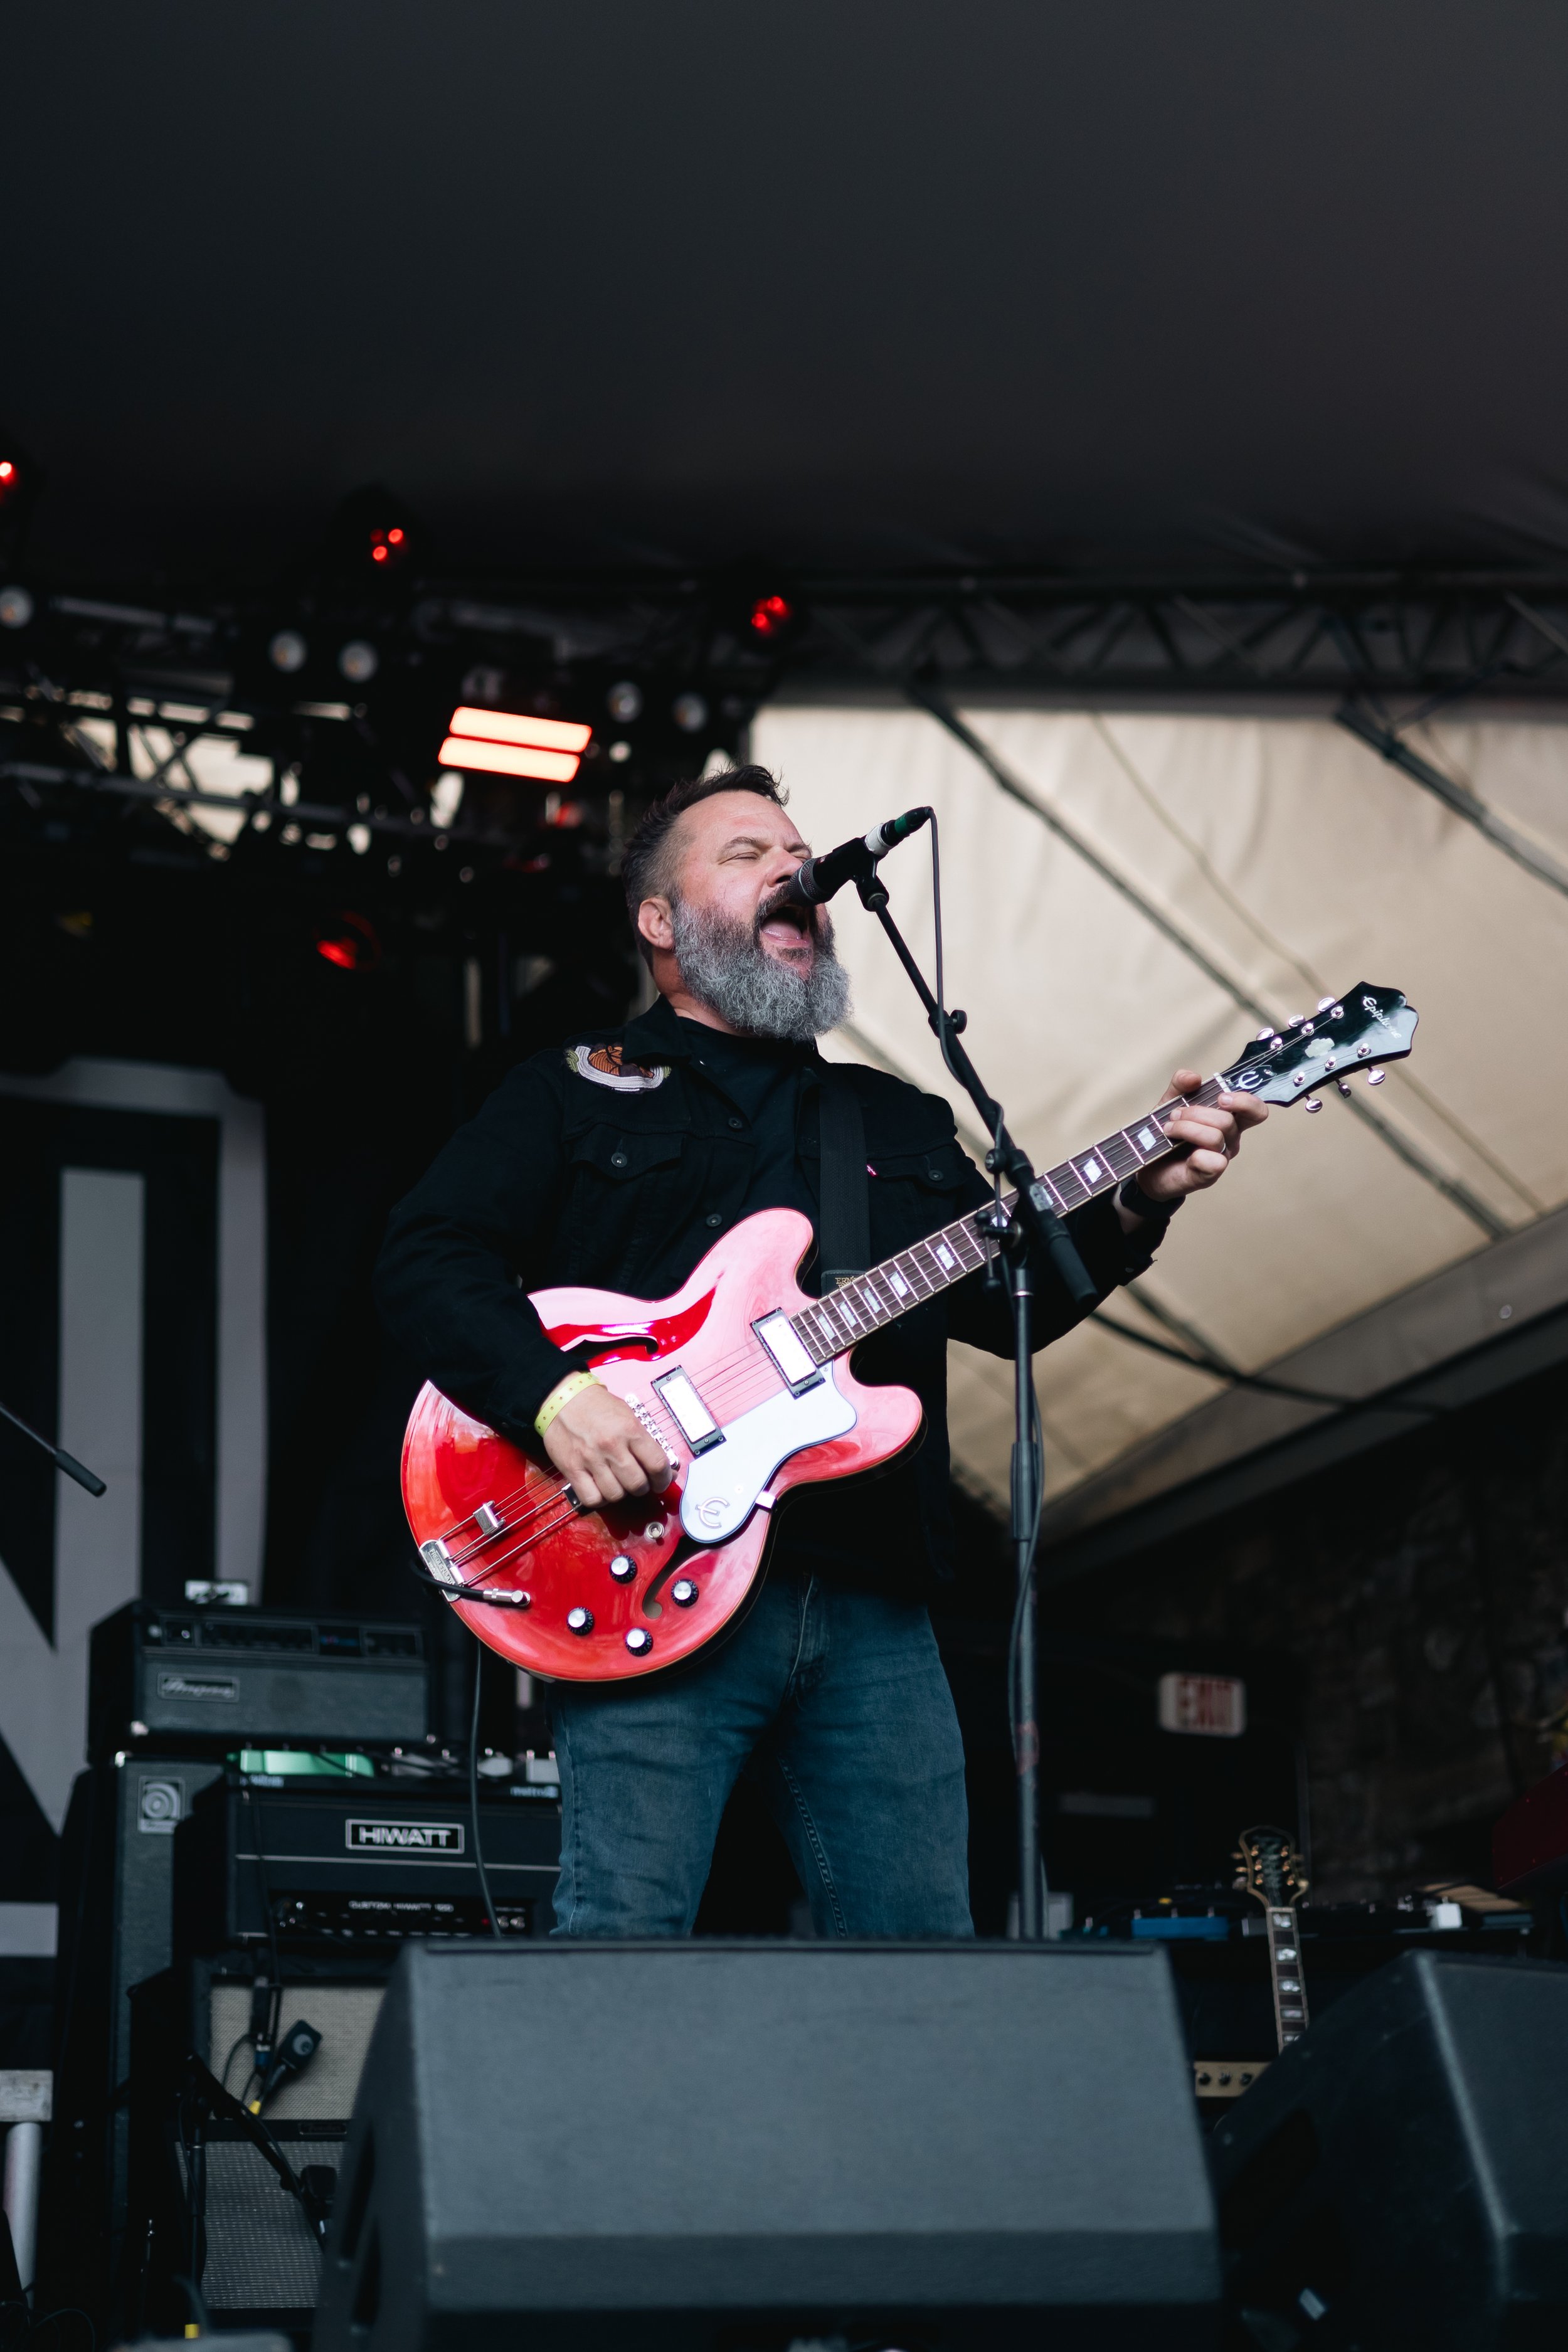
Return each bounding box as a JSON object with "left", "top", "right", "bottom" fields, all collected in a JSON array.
[
  {"left": 756, "top": 701, "right": 1568, "bottom": 1569},
  {"left": 13, "top": 2, "right": 1568, "bottom": 590}
]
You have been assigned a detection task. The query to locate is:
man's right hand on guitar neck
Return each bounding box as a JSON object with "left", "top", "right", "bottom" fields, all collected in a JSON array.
[{"left": 542, "top": 1380, "right": 675, "bottom": 1509}]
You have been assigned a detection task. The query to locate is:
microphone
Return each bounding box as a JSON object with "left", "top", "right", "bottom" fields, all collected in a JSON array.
[{"left": 781, "top": 806, "right": 932, "bottom": 908}]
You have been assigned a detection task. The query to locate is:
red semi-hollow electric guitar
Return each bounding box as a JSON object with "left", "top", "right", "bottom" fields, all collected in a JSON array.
[{"left": 401, "top": 985, "right": 1416, "bottom": 1682}]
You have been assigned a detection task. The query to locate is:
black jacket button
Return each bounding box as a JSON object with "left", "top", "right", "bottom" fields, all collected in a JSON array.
[
  {"left": 704, "top": 1211, "right": 723, "bottom": 1227},
  {"left": 728, "top": 1116, "right": 744, "bottom": 1131},
  {"left": 610, "top": 1150, "right": 628, "bottom": 1170}
]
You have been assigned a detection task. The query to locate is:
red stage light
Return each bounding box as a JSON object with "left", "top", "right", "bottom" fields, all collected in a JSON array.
[
  {"left": 439, "top": 706, "right": 591, "bottom": 782},
  {"left": 748, "top": 591, "right": 794, "bottom": 640},
  {"left": 314, "top": 911, "right": 382, "bottom": 972},
  {"left": 369, "top": 524, "right": 410, "bottom": 569},
  {"left": 0, "top": 461, "right": 18, "bottom": 504}
]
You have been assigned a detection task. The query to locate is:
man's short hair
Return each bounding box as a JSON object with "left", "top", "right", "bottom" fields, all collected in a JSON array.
[{"left": 621, "top": 765, "right": 787, "bottom": 966}]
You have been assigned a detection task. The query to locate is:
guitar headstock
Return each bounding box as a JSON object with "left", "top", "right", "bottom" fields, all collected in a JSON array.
[
  {"left": 1235, "top": 1824, "right": 1310, "bottom": 1910},
  {"left": 1222, "top": 984, "right": 1416, "bottom": 1108}
]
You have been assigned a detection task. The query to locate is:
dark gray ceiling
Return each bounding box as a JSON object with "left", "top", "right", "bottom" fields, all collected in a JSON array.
[{"left": 12, "top": 1, "right": 1568, "bottom": 591}]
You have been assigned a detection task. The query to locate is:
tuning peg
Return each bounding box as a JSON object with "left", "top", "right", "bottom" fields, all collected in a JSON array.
[
  {"left": 1367, "top": 1067, "right": 1386, "bottom": 1086},
  {"left": 1304, "top": 1095, "right": 1323, "bottom": 1113},
  {"left": 1337, "top": 1079, "right": 1353, "bottom": 1097},
  {"left": 1316, "top": 995, "right": 1335, "bottom": 1011},
  {"left": 1256, "top": 1025, "right": 1274, "bottom": 1041},
  {"left": 1287, "top": 1015, "right": 1305, "bottom": 1027}
]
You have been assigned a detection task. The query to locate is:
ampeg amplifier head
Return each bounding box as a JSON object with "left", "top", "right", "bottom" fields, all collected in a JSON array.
[{"left": 89, "top": 1601, "right": 431, "bottom": 1759}]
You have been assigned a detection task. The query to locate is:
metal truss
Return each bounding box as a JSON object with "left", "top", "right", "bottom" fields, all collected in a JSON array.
[
  {"left": 781, "top": 570, "right": 1568, "bottom": 703},
  {"left": 6, "top": 568, "right": 1568, "bottom": 864},
  {"left": 9, "top": 569, "right": 1568, "bottom": 709}
]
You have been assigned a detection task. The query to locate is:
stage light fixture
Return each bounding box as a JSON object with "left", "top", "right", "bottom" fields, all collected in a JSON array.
[
  {"left": 269, "top": 629, "right": 309, "bottom": 673},
  {"left": 369, "top": 524, "right": 408, "bottom": 569},
  {"left": 0, "top": 585, "right": 33, "bottom": 630},
  {"left": 314, "top": 911, "right": 382, "bottom": 972},
  {"left": 747, "top": 591, "right": 794, "bottom": 642},
  {"left": 0, "top": 438, "right": 39, "bottom": 541},
  {"left": 672, "top": 692, "right": 708, "bottom": 733},
  {"left": 606, "top": 680, "right": 643, "bottom": 723},
  {"left": 339, "top": 640, "right": 379, "bottom": 683},
  {"left": 438, "top": 705, "right": 591, "bottom": 783}
]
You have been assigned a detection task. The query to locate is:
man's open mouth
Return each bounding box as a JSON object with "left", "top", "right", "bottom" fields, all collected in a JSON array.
[{"left": 757, "top": 893, "right": 812, "bottom": 941}]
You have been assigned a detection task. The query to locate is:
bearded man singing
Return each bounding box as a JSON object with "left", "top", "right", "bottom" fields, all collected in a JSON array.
[{"left": 374, "top": 766, "right": 1263, "bottom": 1936}]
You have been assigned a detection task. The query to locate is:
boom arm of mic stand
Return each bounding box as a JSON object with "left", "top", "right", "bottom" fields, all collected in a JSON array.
[
  {"left": 0, "top": 1397, "right": 106, "bottom": 1495},
  {"left": 854, "top": 874, "right": 1097, "bottom": 1309}
]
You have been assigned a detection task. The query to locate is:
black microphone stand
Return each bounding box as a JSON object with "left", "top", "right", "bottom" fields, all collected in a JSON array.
[{"left": 854, "top": 865, "right": 1098, "bottom": 1941}]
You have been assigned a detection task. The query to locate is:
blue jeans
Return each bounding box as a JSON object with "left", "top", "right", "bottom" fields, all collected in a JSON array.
[{"left": 548, "top": 1566, "right": 974, "bottom": 1937}]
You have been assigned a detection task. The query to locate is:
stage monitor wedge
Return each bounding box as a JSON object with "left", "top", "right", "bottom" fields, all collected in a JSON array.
[
  {"left": 1212, "top": 1949, "right": 1568, "bottom": 2349},
  {"left": 313, "top": 1940, "right": 1221, "bottom": 2352}
]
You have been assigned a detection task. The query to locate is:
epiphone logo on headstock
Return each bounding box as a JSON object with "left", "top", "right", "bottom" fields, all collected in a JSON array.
[
  {"left": 1361, "top": 992, "right": 1399, "bottom": 1032},
  {"left": 1229, "top": 1067, "right": 1268, "bottom": 1091}
]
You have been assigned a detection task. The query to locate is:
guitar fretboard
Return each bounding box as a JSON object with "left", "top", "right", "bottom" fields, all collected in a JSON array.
[
  {"left": 1264, "top": 1903, "right": 1309, "bottom": 2048},
  {"left": 788, "top": 1068, "right": 1239, "bottom": 1365}
]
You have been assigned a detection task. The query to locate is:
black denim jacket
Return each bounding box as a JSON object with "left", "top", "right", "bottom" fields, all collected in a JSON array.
[{"left": 374, "top": 997, "right": 1162, "bottom": 1592}]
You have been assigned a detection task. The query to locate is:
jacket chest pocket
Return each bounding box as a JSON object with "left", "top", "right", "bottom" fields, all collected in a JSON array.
[
  {"left": 864, "top": 1140, "right": 973, "bottom": 1296},
  {"left": 571, "top": 1126, "right": 687, "bottom": 1184},
  {"left": 558, "top": 1125, "right": 689, "bottom": 1281}
]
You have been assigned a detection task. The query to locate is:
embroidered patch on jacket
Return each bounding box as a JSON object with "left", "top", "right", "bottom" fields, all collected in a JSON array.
[{"left": 566, "top": 1042, "right": 670, "bottom": 1093}]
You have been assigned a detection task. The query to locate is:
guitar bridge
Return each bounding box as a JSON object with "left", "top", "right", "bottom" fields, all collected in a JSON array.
[{"left": 630, "top": 1396, "right": 679, "bottom": 1470}]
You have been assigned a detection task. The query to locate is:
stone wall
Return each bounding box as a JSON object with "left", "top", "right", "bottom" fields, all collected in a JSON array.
[{"left": 1042, "top": 1357, "right": 1568, "bottom": 1900}]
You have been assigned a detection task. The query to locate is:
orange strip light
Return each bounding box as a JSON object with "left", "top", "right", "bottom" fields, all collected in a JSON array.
[
  {"left": 448, "top": 708, "right": 591, "bottom": 753},
  {"left": 438, "top": 737, "right": 583, "bottom": 782},
  {"left": 440, "top": 705, "right": 591, "bottom": 784}
]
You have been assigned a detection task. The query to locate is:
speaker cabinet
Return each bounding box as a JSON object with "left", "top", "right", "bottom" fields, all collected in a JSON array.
[
  {"left": 45, "top": 1756, "right": 223, "bottom": 2318},
  {"left": 314, "top": 1940, "right": 1221, "bottom": 2352},
  {"left": 1212, "top": 1951, "right": 1568, "bottom": 2349}
]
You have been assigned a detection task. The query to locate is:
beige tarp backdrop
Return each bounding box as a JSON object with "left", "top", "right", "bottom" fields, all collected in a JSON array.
[{"left": 751, "top": 703, "right": 1568, "bottom": 1523}]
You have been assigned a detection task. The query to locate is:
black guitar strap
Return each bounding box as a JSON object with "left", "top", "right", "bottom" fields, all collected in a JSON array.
[{"left": 816, "top": 1064, "right": 871, "bottom": 1293}]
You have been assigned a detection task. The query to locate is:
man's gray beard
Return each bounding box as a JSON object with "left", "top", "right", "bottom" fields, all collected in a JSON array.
[{"left": 669, "top": 898, "right": 852, "bottom": 1042}]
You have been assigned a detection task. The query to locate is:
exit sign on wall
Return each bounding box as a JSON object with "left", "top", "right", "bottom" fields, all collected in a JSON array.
[{"left": 1157, "top": 1672, "right": 1247, "bottom": 1737}]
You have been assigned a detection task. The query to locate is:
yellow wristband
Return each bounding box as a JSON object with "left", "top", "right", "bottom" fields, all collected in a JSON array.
[{"left": 534, "top": 1369, "right": 600, "bottom": 1438}]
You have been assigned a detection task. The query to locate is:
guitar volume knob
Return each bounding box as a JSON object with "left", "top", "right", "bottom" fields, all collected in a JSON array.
[
  {"left": 566, "top": 1606, "right": 594, "bottom": 1635},
  {"left": 670, "top": 1579, "right": 699, "bottom": 1608},
  {"left": 608, "top": 1555, "right": 635, "bottom": 1582},
  {"left": 625, "top": 1628, "right": 653, "bottom": 1656}
]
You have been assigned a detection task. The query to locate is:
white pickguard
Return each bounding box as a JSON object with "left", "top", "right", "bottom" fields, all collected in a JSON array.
[{"left": 674, "top": 1364, "right": 857, "bottom": 1544}]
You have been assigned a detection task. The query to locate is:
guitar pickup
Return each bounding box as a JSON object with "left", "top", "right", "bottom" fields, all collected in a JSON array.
[
  {"left": 753, "top": 1311, "right": 823, "bottom": 1396},
  {"left": 652, "top": 1366, "right": 724, "bottom": 1454}
]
